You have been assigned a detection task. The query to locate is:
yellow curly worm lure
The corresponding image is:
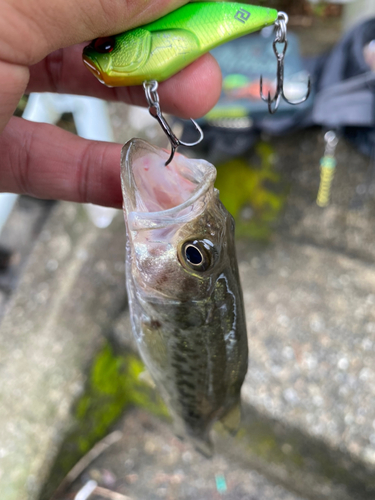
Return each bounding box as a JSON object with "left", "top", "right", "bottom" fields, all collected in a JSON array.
[
  {"left": 83, "top": 2, "right": 278, "bottom": 86},
  {"left": 316, "top": 131, "right": 339, "bottom": 207}
]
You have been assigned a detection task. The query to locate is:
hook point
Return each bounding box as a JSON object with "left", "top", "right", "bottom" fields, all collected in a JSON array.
[{"left": 165, "top": 145, "right": 176, "bottom": 166}]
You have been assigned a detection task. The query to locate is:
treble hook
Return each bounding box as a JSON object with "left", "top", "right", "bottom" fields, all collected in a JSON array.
[
  {"left": 260, "top": 12, "right": 311, "bottom": 114},
  {"left": 143, "top": 80, "right": 204, "bottom": 166}
]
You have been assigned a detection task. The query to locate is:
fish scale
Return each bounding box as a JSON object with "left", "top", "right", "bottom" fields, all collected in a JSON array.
[{"left": 170, "top": 330, "right": 223, "bottom": 432}]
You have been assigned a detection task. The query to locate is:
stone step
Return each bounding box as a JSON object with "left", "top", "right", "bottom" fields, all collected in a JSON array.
[
  {"left": 0, "top": 196, "right": 54, "bottom": 310},
  {"left": 0, "top": 202, "right": 128, "bottom": 500}
]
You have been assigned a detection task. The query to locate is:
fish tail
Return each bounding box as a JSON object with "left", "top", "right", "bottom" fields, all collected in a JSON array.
[
  {"left": 219, "top": 400, "right": 242, "bottom": 436},
  {"left": 172, "top": 415, "right": 214, "bottom": 457},
  {"left": 190, "top": 434, "right": 214, "bottom": 458}
]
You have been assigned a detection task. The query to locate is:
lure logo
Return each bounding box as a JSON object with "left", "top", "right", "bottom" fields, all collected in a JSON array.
[{"left": 234, "top": 9, "right": 251, "bottom": 23}]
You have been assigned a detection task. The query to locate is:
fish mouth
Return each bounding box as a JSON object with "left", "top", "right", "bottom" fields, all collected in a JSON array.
[
  {"left": 121, "top": 139, "right": 217, "bottom": 231},
  {"left": 82, "top": 52, "right": 105, "bottom": 84}
]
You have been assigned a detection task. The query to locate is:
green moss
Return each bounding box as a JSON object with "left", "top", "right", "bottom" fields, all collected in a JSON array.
[
  {"left": 216, "top": 420, "right": 288, "bottom": 466},
  {"left": 41, "top": 342, "right": 168, "bottom": 499},
  {"left": 75, "top": 344, "right": 168, "bottom": 455},
  {"left": 240, "top": 429, "right": 300, "bottom": 467},
  {"left": 215, "top": 142, "right": 287, "bottom": 241}
]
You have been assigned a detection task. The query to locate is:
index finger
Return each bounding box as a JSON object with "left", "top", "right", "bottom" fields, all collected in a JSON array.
[{"left": 0, "top": 0, "right": 193, "bottom": 66}]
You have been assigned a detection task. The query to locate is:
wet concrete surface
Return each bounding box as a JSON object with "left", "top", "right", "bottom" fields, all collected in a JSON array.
[
  {"left": 0, "top": 197, "right": 54, "bottom": 311},
  {"left": 273, "top": 129, "right": 375, "bottom": 263},
  {"left": 238, "top": 239, "right": 375, "bottom": 461},
  {"left": 0, "top": 204, "right": 127, "bottom": 500},
  {"left": 64, "top": 408, "right": 308, "bottom": 500}
]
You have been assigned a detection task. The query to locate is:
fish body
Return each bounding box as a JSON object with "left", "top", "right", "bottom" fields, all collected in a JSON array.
[
  {"left": 121, "top": 139, "right": 248, "bottom": 454},
  {"left": 83, "top": 2, "right": 277, "bottom": 86}
]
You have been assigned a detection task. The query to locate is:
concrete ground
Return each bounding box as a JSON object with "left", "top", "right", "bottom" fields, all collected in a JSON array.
[{"left": 64, "top": 408, "right": 308, "bottom": 500}]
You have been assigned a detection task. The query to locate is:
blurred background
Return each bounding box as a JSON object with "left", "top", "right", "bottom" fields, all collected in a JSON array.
[{"left": 0, "top": 1, "right": 375, "bottom": 500}]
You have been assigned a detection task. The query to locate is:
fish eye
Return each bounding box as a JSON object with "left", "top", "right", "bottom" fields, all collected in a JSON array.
[
  {"left": 185, "top": 245, "right": 202, "bottom": 265},
  {"left": 179, "top": 240, "right": 211, "bottom": 273},
  {"left": 92, "top": 36, "right": 115, "bottom": 53}
]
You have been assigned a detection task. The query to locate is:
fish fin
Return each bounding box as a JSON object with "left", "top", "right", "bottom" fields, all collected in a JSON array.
[
  {"left": 219, "top": 402, "right": 242, "bottom": 436},
  {"left": 171, "top": 414, "right": 187, "bottom": 441},
  {"left": 138, "top": 370, "right": 156, "bottom": 388}
]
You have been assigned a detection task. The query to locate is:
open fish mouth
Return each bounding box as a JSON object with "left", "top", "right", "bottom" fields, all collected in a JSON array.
[{"left": 121, "top": 139, "right": 217, "bottom": 230}]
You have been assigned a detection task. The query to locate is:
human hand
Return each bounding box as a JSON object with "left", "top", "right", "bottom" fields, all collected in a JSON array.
[{"left": 0, "top": 0, "right": 221, "bottom": 207}]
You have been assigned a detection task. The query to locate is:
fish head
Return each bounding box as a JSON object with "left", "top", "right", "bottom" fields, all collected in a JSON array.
[{"left": 121, "top": 139, "right": 235, "bottom": 301}]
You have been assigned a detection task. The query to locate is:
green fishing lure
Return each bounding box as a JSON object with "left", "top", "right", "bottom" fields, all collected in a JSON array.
[{"left": 83, "top": 2, "right": 277, "bottom": 86}]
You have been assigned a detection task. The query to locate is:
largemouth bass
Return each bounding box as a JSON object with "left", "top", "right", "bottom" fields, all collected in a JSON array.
[
  {"left": 83, "top": 2, "right": 277, "bottom": 86},
  {"left": 121, "top": 138, "right": 248, "bottom": 454}
]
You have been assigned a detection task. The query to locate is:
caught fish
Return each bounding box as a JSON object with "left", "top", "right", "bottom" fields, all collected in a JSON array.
[
  {"left": 121, "top": 139, "right": 248, "bottom": 455},
  {"left": 83, "top": 2, "right": 277, "bottom": 86}
]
